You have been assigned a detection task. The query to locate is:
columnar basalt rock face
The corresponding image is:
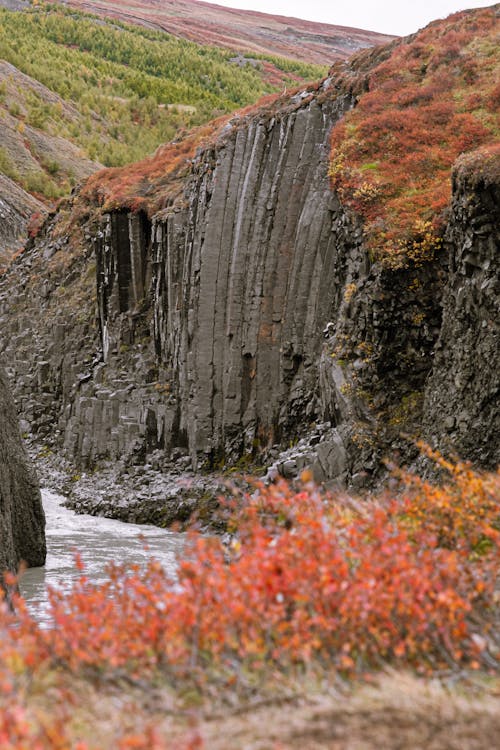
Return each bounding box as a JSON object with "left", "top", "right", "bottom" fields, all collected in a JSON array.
[
  {"left": 0, "top": 78, "right": 498, "bottom": 489},
  {"left": 61, "top": 90, "right": 360, "bottom": 469},
  {"left": 0, "top": 365, "right": 46, "bottom": 573},
  {"left": 151, "top": 99, "right": 353, "bottom": 463},
  {"left": 423, "top": 159, "right": 500, "bottom": 468}
]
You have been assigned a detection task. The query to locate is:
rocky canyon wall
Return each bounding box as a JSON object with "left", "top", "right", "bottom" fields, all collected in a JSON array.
[
  {"left": 1, "top": 83, "right": 365, "bottom": 475},
  {"left": 0, "top": 76, "right": 498, "bottom": 487},
  {"left": 0, "top": 365, "right": 46, "bottom": 574},
  {"left": 98, "top": 93, "right": 356, "bottom": 467},
  {"left": 423, "top": 154, "right": 500, "bottom": 468}
]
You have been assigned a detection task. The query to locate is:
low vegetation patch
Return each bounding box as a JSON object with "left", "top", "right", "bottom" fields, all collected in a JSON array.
[
  {"left": 1, "top": 451, "right": 499, "bottom": 747},
  {"left": 80, "top": 116, "right": 231, "bottom": 213},
  {"left": 329, "top": 6, "right": 500, "bottom": 267}
]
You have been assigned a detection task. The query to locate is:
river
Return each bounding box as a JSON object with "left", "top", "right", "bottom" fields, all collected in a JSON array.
[{"left": 19, "top": 489, "right": 184, "bottom": 626}]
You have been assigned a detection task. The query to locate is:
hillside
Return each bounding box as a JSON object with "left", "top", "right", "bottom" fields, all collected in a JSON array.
[
  {"left": 0, "top": 57, "right": 100, "bottom": 267},
  {"left": 0, "top": 1, "right": 328, "bottom": 263},
  {"left": 57, "top": 0, "right": 395, "bottom": 64},
  {"left": 329, "top": 6, "right": 500, "bottom": 266}
]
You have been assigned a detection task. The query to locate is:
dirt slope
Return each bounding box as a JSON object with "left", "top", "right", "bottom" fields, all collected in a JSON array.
[{"left": 0, "top": 59, "right": 101, "bottom": 264}]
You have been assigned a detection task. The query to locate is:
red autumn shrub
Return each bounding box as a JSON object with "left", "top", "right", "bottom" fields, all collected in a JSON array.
[
  {"left": 329, "top": 6, "right": 500, "bottom": 266},
  {"left": 2, "top": 456, "right": 498, "bottom": 695}
]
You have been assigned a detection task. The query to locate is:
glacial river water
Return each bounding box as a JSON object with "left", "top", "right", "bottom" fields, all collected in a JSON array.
[{"left": 19, "top": 489, "right": 184, "bottom": 626}]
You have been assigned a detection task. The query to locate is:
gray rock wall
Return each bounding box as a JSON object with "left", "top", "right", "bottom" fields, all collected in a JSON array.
[
  {"left": 153, "top": 98, "right": 352, "bottom": 463},
  {"left": 59, "top": 87, "right": 360, "bottom": 469},
  {"left": 423, "top": 158, "right": 500, "bottom": 467},
  {"left": 0, "top": 365, "right": 45, "bottom": 574}
]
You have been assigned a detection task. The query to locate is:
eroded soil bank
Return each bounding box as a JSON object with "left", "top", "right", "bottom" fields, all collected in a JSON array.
[{"left": 20, "top": 672, "right": 500, "bottom": 750}]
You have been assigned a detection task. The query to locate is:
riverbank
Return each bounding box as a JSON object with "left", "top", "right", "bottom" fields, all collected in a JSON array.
[
  {"left": 8, "top": 669, "right": 500, "bottom": 749},
  {"left": 29, "top": 440, "right": 237, "bottom": 531},
  {"left": 27, "top": 425, "right": 337, "bottom": 531}
]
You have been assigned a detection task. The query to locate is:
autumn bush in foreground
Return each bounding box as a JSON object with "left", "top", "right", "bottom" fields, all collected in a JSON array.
[
  {"left": 329, "top": 6, "right": 500, "bottom": 266},
  {"left": 1, "top": 455, "right": 499, "bottom": 746}
]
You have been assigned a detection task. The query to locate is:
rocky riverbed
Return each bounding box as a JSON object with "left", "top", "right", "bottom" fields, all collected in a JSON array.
[
  {"left": 26, "top": 415, "right": 364, "bottom": 533},
  {"left": 31, "top": 442, "right": 230, "bottom": 531}
]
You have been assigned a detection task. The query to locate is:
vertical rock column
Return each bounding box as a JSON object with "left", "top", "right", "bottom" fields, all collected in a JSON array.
[
  {"left": 423, "top": 153, "right": 500, "bottom": 466},
  {"left": 0, "top": 366, "right": 46, "bottom": 573}
]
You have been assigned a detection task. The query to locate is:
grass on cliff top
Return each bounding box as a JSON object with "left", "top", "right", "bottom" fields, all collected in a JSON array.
[
  {"left": 329, "top": 4, "right": 500, "bottom": 267},
  {"left": 0, "top": 2, "right": 325, "bottom": 201},
  {"left": 1, "top": 450, "right": 500, "bottom": 747}
]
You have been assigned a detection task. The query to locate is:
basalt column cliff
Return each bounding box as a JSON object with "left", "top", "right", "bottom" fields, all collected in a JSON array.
[
  {"left": 92, "top": 90, "right": 357, "bottom": 469},
  {"left": 0, "top": 366, "right": 46, "bottom": 574},
  {"left": 0, "top": 81, "right": 367, "bottom": 478}
]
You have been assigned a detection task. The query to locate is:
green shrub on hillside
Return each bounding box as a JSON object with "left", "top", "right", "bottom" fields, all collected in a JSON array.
[
  {"left": 0, "top": 2, "right": 326, "bottom": 182},
  {"left": 0, "top": 146, "right": 19, "bottom": 181}
]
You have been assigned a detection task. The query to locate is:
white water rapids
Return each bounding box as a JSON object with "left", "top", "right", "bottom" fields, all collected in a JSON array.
[{"left": 19, "top": 490, "right": 184, "bottom": 625}]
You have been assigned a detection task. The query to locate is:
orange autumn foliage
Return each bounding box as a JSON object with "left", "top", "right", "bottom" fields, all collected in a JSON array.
[
  {"left": 80, "top": 116, "right": 231, "bottom": 215},
  {"left": 0, "top": 456, "right": 499, "bottom": 747},
  {"left": 329, "top": 6, "right": 500, "bottom": 266}
]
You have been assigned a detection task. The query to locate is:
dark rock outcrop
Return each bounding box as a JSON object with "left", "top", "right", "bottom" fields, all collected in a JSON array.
[
  {"left": 423, "top": 153, "right": 500, "bottom": 468},
  {"left": 0, "top": 366, "right": 45, "bottom": 574}
]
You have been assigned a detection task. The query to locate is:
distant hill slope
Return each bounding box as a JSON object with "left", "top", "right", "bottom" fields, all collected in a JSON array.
[
  {"left": 0, "top": 1, "right": 328, "bottom": 262},
  {"left": 0, "top": 58, "right": 100, "bottom": 267},
  {"left": 0, "top": 173, "right": 44, "bottom": 269},
  {"left": 58, "top": 0, "right": 395, "bottom": 64},
  {"left": 0, "top": 0, "right": 29, "bottom": 9}
]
